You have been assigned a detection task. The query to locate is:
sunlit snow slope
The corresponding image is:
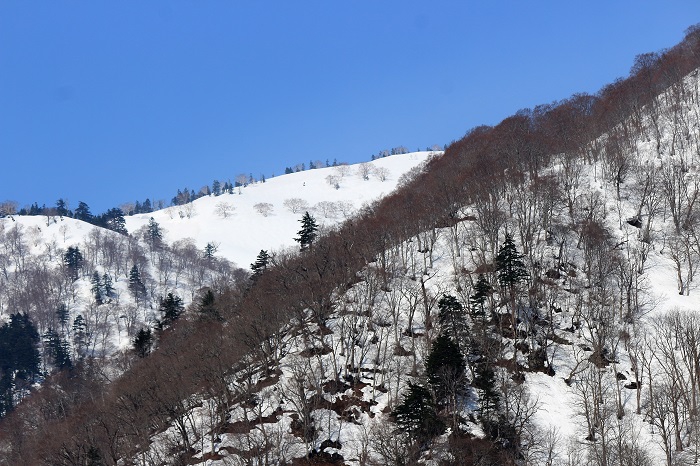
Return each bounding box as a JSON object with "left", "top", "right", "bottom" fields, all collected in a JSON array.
[{"left": 125, "top": 152, "right": 434, "bottom": 267}]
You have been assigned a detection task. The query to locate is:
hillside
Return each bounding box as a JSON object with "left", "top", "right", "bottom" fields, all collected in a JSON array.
[
  {"left": 125, "top": 152, "right": 433, "bottom": 268},
  {"left": 2, "top": 25, "right": 700, "bottom": 466}
]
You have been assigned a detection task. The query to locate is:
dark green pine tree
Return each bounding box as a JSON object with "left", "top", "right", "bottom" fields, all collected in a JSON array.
[
  {"left": 146, "top": 217, "right": 163, "bottom": 249},
  {"left": 495, "top": 233, "right": 529, "bottom": 294},
  {"left": 0, "top": 313, "right": 41, "bottom": 417},
  {"left": 74, "top": 201, "right": 92, "bottom": 222},
  {"left": 55, "top": 198, "right": 70, "bottom": 217},
  {"left": 198, "top": 289, "right": 221, "bottom": 321},
  {"left": 157, "top": 293, "right": 184, "bottom": 330},
  {"left": 295, "top": 212, "right": 318, "bottom": 251},
  {"left": 63, "top": 246, "right": 84, "bottom": 282},
  {"left": 56, "top": 304, "right": 70, "bottom": 333},
  {"left": 393, "top": 382, "right": 445, "bottom": 443},
  {"left": 425, "top": 334, "right": 466, "bottom": 404},
  {"left": 133, "top": 328, "right": 153, "bottom": 358},
  {"left": 72, "top": 315, "right": 87, "bottom": 358},
  {"left": 43, "top": 328, "right": 72, "bottom": 370},
  {"left": 90, "top": 271, "right": 103, "bottom": 305},
  {"left": 102, "top": 273, "right": 114, "bottom": 300},
  {"left": 128, "top": 265, "right": 147, "bottom": 304},
  {"left": 101, "top": 207, "right": 127, "bottom": 235},
  {"left": 0, "top": 313, "right": 41, "bottom": 381},
  {"left": 436, "top": 295, "right": 467, "bottom": 345},
  {"left": 469, "top": 274, "right": 492, "bottom": 319},
  {"left": 473, "top": 354, "right": 501, "bottom": 438},
  {"left": 250, "top": 249, "right": 270, "bottom": 279},
  {"left": 203, "top": 242, "right": 217, "bottom": 260},
  {"left": 212, "top": 179, "right": 221, "bottom": 196}
]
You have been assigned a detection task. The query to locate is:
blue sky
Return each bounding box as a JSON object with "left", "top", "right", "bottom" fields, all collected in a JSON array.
[{"left": 1, "top": 2, "right": 698, "bottom": 213}]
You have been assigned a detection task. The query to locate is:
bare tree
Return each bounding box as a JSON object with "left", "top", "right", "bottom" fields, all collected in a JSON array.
[
  {"left": 283, "top": 198, "right": 309, "bottom": 214},
  {"left": 313, "top": 201, "right": 337, "bottom": 218},
  {"left": 0, "top": 200, "right": 18, "bottom": 216},
  {"left": 356, "top": 162, "right": 372, "bottom": 181},
  {"left": 254, "top": 203, "right": 274, "bottom": 217},
  {"left": 373, "top": 166, "right": 390, "bottom": 182},
  {"left": 215, "top": 201, "right": 235, "bottom": 219}
]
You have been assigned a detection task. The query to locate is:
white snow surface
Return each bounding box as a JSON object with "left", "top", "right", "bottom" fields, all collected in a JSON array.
[{"left": 125, "top": 153, "right": 433, "bottom": 268}]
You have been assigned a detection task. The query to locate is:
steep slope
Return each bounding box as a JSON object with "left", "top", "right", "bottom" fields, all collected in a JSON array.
[{"left": 3, "top": 25, "right": 700, "bottom": 466}]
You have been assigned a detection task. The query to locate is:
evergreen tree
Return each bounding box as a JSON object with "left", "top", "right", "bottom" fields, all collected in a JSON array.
[
  {"left": 437, "top": 294, "right": 467, "bottom": 345},
  {"left": 212, "top": 179, "right": 221, "bottom": 196},
  {"left": 128, "top": 265, "right": 147, "bottom": 304},
  {"left": 102, "top": 273, "right": 114, "bottom": 300},
  {"left": 157, "top": 293, "right": 184, "bottom": 329},
  {"left": 133, "top": 328, "right": 153, "bottom": 358},
  {"left": 393, "top": 382, "right": 445, "bottom": 443},
  {"left": 72, "top": 315, "right": 87, "bottom": 358},
  {"left": 0, "top": 313, "right": 40, "bottom": 381},
  {"left": 203, "top": 242, "right": 217, "bottom": 260},
  {"left": 295, "top": 212, "right": 318, "bottom": 251},
  {"left": 74, "top": 201, "right": 92, "bottom": 222},
  {"left": 469, "top": 274, "right": 492, "bottom": 319},
  {"left": 198, "top": 289, "right": 221, "bottom": 321},
  {"left": 495, "top": 233, "right": 529, "bottom": 294},
  {"left": 146, "top": 217, "right": 163, "bottom": 249},
  {"left": 250, "top": 249, "right": 270, "bottom": 279},
  {"left": 44, "top": 328, "right": 72, "bottom": 370},
  {"left": 0, "top": 313, "right": 40, "bottom": 417},
  {"left": 100, "top": 208, "right": 127, "bottom": 235},
  {"left": 56, "top": 304, "right": 69, "bottom": 333},
  {"left": 55, "top": 198, "right": 70, "bottom": 217},
  {"left": 90, "top": 271, "right": 103, "bottom": 305},
  {"left": 425, "top": 334, "right": 466, "bottom": 404},
  {"left": 63, "top": 246, "right": 84, "bottom": 281}
]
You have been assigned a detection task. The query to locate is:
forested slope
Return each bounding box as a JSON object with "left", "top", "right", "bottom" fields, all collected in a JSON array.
[{"left": 2, "top": 24, "right": 700, "bottom": 466}]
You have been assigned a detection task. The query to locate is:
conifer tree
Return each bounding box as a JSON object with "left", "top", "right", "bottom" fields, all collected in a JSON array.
[
  {"left": 469, "top": 274, "right": 492, "bottom": 319},
  {"left": 128, "top": 265, "right": 147, "bottom": 304},
  {"left": 393, "top": 382, "right": 445, "bottom": 443},
  {"left": 157, "top": 293, "right": 184, "bottom": 329},
  {"left": 146, "top": 217, "right": 163, "bottom": 249},
  {"left": 495, "top": 233, "right": 529, "bottom": 294},
  {"left": 426, "top": 334, "right": 466, "bottom": 405},
  {"left": 197, "top": 289, "right": 221, "bottom": 321},
  {"left": 56, "top": 304, "right": 69, "bottom": 333},
  {"left": 250, "top": 249, "right": 270, "bottom": 278},
  {"left": 437, "top": 294, "right": 467, "bottom": 345},
  {"left": 133, "top": 328, "right": 153, "bottom": 358},
  {"left": 43, "top": 328, "right": 72, "bottom": 370},
  {"left": 63, "top": 246, "right": 84, "bottom": 282},
  {"left": 102, "top": 273, "right": 114, "bottom": 300},
  {"left": 55, "top": 198, "right": 70, "bottom": 217},
  {"left": 0, "top": 313, "right": 40, "bottom": 417},
  {"left": 295, "top": 211, "right": 318, "bottom": 251},
  {"left": 72, "top": 315, "right": 87, "bottom": 358},
  {"left": 90, "top": 271, "right": 103, "bottom": 305},
  {"left": 74, "top": 201, "right": 92, "bottom": 222},
  {"left": 203, "top": 242, "right": 217, "bottom": 260}
]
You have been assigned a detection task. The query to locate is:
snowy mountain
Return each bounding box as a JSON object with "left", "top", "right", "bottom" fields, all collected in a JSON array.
[
  {"left": 125, "top": 152, "right": 434, "bottom": 268},
  {"left": 3, "top": 27, "right": 700, "bottom": 466}
]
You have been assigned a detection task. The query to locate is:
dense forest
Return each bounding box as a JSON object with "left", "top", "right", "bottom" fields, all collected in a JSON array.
[{"left": 1, "top": 24, "right": 700, "bottom": 466}]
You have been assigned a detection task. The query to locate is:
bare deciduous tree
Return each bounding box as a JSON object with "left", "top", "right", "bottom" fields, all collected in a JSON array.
[
  {"left": 283, "top": 198, "right": 309, "bottom": 214},
  {"left": 215, "top": 201, "right": 235, "bottom": 219},
  {"left": 254, "top": 202, "right": 274, "bottom": 217}
]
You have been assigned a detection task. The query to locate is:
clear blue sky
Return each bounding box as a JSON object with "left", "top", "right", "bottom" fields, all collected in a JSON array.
[{"left": 1, "top": 2, "right": 698, "bottom": 213}]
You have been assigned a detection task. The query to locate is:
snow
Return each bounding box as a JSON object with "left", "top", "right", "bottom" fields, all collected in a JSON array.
[{"left": 125, "top": 152, "right": 434, "bottom": 268}]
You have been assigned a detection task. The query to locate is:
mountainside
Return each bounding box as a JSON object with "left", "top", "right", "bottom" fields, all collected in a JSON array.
[
  {"left": 2, "top": 24, "right": 700, "bottom": 466},
  {"left": 125, "top": 152, "right": 433, "bottom": 268}
]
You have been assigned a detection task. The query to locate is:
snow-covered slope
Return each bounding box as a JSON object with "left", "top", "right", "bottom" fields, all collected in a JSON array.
[{"left": 125, "top": 152, "right": 434, "bottom": 268}]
